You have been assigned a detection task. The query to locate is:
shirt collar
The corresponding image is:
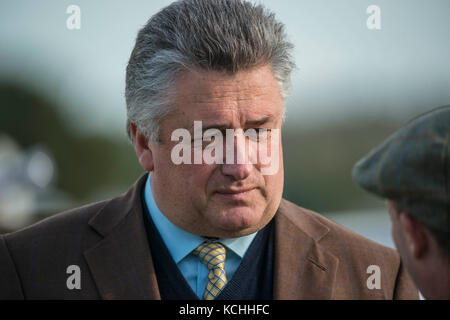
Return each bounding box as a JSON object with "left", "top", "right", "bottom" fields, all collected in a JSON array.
[{"left": 144, "top": 173, "right": 257, "bottom": 263}]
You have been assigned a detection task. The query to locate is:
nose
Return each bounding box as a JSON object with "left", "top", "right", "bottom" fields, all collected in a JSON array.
[
  {"left": 221, "top": 162, "right": 253, "bottom": 180},
  {"left": 220, "top": 129, "right": 255, "bottom": 180}
]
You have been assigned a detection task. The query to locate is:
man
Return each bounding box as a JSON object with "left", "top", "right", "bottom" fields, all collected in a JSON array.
[
  {"left": 352, "top": 105, "right": 450, "bottom": 300},
  {"left": 0, "top": 0, "right": 418, "bottom": 299}
]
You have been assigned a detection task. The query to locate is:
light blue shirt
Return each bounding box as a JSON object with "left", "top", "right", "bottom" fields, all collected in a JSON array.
[{"left": 144, "top": 173, "right": 257, "bottom": 299}]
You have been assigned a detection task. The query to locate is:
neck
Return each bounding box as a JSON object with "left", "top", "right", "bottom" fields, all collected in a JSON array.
[{"left": 420, "top": 255, "right": 450, "bottom": 299}]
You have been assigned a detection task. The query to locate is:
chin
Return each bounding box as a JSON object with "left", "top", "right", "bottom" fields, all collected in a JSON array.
[{"left": 213, "top": 206, "right": 266, "bottom": 236}]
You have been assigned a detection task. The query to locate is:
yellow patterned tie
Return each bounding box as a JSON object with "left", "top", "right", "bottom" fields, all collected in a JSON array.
[{"left": 193, "top": 241, "right": 228, "bottom": 300}]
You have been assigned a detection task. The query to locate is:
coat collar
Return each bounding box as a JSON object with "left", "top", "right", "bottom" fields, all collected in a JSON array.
[{"left": 84, "top": 173, "right": 338, "bottom": 299}]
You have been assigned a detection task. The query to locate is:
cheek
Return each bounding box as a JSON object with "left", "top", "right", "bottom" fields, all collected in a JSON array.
[
  {"left": 178, "top": 164, "right": 217, "bottom": 204},
  {"left": 186, "top": 165, "right": 213, "bottom": 187},
  {"left": 391, "top": 222, "right": 404, "bottom": 252},
  {"left": 265, "top": 150, "right": 284, "bottom": 189},
  {"left": 260, "top": 166, "right": 284, "bottom": 212},
  {"left": 391, "top": 225, "right": 398, "bottom": 247}
]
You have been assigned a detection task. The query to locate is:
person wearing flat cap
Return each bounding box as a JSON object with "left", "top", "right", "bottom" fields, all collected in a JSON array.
[{"left": 353, "top": 105, "right": 450, "bottom": 300}]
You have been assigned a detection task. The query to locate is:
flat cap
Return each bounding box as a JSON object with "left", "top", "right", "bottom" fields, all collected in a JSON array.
[{"left": 352, "top": 105, "right": 450, "bottom": 232}]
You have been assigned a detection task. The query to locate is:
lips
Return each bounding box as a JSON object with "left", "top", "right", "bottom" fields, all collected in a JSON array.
[
  {"left": 214, "top": 187, "right": 257, "bottom": 201},
  {"left": 215, "top": 187, "right": 256, "bottom": 194}
]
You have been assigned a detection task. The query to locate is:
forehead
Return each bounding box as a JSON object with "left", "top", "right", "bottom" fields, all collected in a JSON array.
[{"left": 169, "top": 65, "right": 284, "bottom": 126}]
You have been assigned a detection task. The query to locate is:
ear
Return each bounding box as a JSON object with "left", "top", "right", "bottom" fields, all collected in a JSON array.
[
  {"left": 399, "top": 212, "right": 428, "bottom": 259},
  {"left": 130, "top": 122, "right": 154, "bottom": 172}
]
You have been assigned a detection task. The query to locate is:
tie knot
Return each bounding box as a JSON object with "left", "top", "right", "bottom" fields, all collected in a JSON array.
[{"left": 193, "top": 242, "right": 226, "bottom": 270}]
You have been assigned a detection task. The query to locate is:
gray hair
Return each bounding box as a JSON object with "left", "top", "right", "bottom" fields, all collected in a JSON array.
[{"left": 125, "top": 0, "right": 295, "bottom": 142}]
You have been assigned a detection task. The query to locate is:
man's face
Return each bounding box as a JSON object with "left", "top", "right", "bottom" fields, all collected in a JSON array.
[{"left": 148, "top": 65, "right": 284, "bottom": 238}]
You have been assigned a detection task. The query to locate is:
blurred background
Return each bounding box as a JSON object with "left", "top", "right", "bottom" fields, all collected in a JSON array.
[{"left": 1, "top": 0, "right": 449, "bottom": 250}]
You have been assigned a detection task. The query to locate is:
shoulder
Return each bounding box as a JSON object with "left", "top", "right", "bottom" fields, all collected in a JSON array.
[
  {"left": 0, "top": 174, "right": 147, "bottom": 299},
  {"left": 3, "top": 199, "right": 109, "bottom": 248},
  {"left": 0, "top": 199, "right": 111, "bottom": 299},
  {"left": 278, "top": 198, "right": 398, "bottom": 257},
  {"left": 2, "top": 174, "right": 148, "bottom": 246},
  {"left": 277, "top": 199, "right": 419, "bottom": 299},
  {"left": 2, "top": 173, "right": 146, "bottom": 272},
  {"left": 1, "top": 199, "right": 112, "bottom": 282}
]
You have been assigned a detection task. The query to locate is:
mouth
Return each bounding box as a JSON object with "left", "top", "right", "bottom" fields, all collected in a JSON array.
[{"left": 214, "top": 187, "right": 257, "bottom": 201}]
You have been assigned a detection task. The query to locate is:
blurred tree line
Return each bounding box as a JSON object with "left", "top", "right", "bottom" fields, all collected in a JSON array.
[
  {"left": 282, "top": 120, "right": 397, "bottom": 212},
  {"left": 1, "top": 81, "right": 400, "bottom": 222},
  {"left": 0, "top": 82, "right": 143, "bottom": 206}
]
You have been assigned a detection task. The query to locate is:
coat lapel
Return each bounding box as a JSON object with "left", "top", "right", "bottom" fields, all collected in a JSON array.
[
  {"left": 84, "top": 174, "right": 161, "bottom": 299},
  {"left": 273, "top": 200, "right": 339, "bottom": 299}
]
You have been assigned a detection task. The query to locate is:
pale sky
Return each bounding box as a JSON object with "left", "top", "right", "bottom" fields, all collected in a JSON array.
[{"left": 1, "top": 0, "right": 449, "bottom": 137}]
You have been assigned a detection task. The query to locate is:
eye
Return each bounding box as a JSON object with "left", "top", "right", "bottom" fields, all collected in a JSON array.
[
  {"left": 202, "top": 130, "right": 223, "bottom": 149},
  {"left": 254, "top": 128, "right": 272, "bottom": 134},
  {"left": 191, "top": 137, "right": 206, "bottom": 149},
  {"left": 248, "top": 128, "right": 272, "bottom": 142}
]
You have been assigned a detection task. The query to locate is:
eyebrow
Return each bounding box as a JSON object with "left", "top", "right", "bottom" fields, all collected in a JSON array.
[
  {"left": 194, "top": 116, "right": 273, "bottom": 132},
  {"left": 246, "top": 116, "right": 271, "bottom": 126}
]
